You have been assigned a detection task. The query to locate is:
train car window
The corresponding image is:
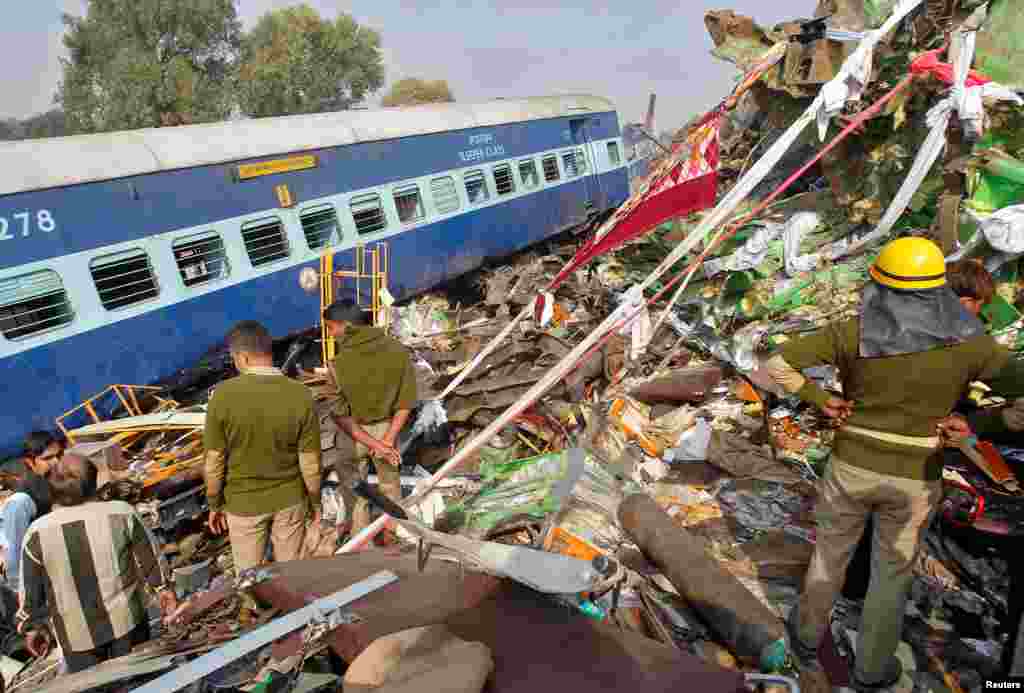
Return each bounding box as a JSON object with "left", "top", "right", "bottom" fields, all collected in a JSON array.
[
  {"left": 562, "top": 151, "right": 579, "bottom": 178},
  {"left": 393, "top": 185, "right": 425, "bottom": 224},
  {"left": 493, "top": 164, "right": 515, "bottom": 196},
  {"left": 0, "top": 269, "right": 74, "bottom": 340},
  {"left": 300, "top": 204, "right": 340, "bottom": 250},
  {"left": 431, "top": 177, "right": 460, "bottom": 214},
  {"left": 575, "top": 148, "right": 588, "bottom": 174},
  {"left": 350, "top": 193, "right": 388, "bottom": 235},
  {"left": 173, "top": 231, "right": 229, "bottom": 288},
  {"left": 242, "top": 217, "right": 290, "bottom": 267},
  {"left": 607, "top": 142, "right": 621, "bottom": 166},
  {"left": 518, "top": 160, "right": 539, "bottom": 189},
  {"left": 542, "top": 155, "right": 560, "bottom": 182},
  {"left": 464, "top": 170, "right": 490, "bottom": 205},
  {"left": 90, "top": 249, "right": 159, "bottom": 311}
]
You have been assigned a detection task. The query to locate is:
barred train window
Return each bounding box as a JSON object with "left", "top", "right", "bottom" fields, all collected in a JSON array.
[
  {"left": 518, "top": 159, "right": 539, "bottom": 189},
  {"left": 242, "top": 217, "right": 289, "bottom": 267},
  {"left": 431, "top": 176, "right": 460, "bottom": 214},
  {"left": 0, "top": 270, "right": 73, "bottom": 339},
  {"left": 542, "top": 155, "right": 560, "bottom": 182},
  {"left": 393, "top": 184, "right": 425, "bottom": 224},
  {"left": 607, "top": 141, "right": 621, "bottom": 166},
  {"left": 173, "top": 231, "right": 228, "bottom": 288},
  {"left": 90, "top": 249, "right": 159, "bottom": 311},
  {"left": 576, "top": 148, "right": 588, "bottom": 174},
  {"left": 562, "top": 151, "right": 579, "bottom": 178},
  {"left": 464, "top": 170, "right": 489, "bottom": 205},
  {"left": 350, "top": 193, "right": 388, "bottom": 235},
  {"left": 300, "top": 204, "right": 340, "bottom": 250},
  {"left": 492, "top": 164, "right": 515, "bottom": 196}
]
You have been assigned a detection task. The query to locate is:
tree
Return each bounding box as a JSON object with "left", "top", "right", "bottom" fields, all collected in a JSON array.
[
  {"left": 239, "top": 5, "right": 384, "bottom": 118},
  {"left": 57, "top": 0, "right": 242, "bottom": 134},
  {"left": 0, "top": 111, "right": 67, "bottom": 141},
  {"left": 381, "top": 78, "right": 454, "bottom": 108}
]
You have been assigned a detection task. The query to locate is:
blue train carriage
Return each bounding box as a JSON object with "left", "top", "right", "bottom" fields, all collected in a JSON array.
[{"left": 0, "top": 94, "right": 630, "bottom": 458}]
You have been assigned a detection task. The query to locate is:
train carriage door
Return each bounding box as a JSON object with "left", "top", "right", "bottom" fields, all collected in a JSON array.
[{"left": 569, "top": 118, "right": 602, "bottom": 215}]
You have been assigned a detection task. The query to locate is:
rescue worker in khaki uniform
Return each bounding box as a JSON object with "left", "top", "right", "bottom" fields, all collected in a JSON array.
[
  {"left": 323, "top": 300, "right": 417, "bottom": 541},
  {"left": 765, "top": 238, "right": 1024, "bottom": 690}
]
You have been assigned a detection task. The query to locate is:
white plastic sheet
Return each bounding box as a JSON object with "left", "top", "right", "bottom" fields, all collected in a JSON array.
[
  {"left": 704, "top": 222, "right": 783, "bottom": 278},
  {"left": 980, "top": 205, "right": 1024, "bottom": 254},
  {"left": 668, "top": 418, "right": 713, "bottom": 462},
  {"left": 782, "top": 212, "right": 823, "bottom": 276}
]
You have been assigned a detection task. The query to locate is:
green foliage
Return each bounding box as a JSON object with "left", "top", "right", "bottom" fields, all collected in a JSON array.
[
  {"left": 57, "top": 0, "right": 241, "bottom": 133},
  {"left": 238, "top": 4, "right": 384, "bottom": 118},
  {"left": 381, "top": 78, "right": 454, "bottom": 108}
]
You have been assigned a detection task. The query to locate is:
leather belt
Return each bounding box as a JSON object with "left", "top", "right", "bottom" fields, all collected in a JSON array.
[{"left": 841, "top": 424, "right": 939, "bottom": 449}]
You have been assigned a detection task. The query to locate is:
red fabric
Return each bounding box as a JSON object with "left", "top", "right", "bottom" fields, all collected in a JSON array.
[
  {"left": 550, "top": 118, "right": 720, "bottom": 289},
  {"left": 910, "top": 48, "right": 992, "bottom": 87}
]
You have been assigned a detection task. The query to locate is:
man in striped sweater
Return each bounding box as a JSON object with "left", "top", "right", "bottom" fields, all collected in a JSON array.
[{"left": 15, "top": 454, "right": 177, "bottom": 673}]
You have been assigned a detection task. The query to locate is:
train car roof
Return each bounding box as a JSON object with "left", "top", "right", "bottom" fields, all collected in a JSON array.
[{"left": 0, "top": 94, "right": 616, "bottom": 196}]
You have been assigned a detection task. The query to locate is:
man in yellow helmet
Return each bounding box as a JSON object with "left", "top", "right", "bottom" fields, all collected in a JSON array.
[{"left": 765, "top": 237, "right": 1024, "bottom": 690}]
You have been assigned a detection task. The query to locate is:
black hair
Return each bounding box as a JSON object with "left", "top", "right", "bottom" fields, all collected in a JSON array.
[
  {"left": 322, "top": 299, "right": 371, "bottom": 325},
  {"left": 24, "top": 431, "right": 60, "bottom": 458},
  {"left": 226, "top": 320, "right": 273, "bottom": 355},
  {"left": 49, "top": 455, "right": 98, "bottom": 507}
]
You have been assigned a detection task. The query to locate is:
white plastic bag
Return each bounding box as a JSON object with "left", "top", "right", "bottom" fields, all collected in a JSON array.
[{"left": 668, "top": 418, "right": 712, "bottom": 462}]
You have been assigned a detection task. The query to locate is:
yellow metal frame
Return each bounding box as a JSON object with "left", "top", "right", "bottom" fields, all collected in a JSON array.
[
  {"left": 56, "top": 385, "right": 167, "bottom": 444},
  {"left": 320, "top": 243, "right": 390, "bottom": 366}
]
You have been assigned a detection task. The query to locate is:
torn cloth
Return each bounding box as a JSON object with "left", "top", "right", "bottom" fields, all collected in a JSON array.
[
  {"left": 706, "top": 430, "right": 807, "bottom": 485},
  {"left": 858, "top": 283, "right": 986, "bottom": 358}
]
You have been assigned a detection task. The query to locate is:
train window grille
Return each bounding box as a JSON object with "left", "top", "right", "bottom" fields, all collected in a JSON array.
[
  {"left": 562, "top": 151, "right": 579, "bottom": 178},
  {"left": 350, "top": 193, "right": 388, "bottom": 235},
  {"left": 0, "top": 269, "right": 74, "bottom": 340},
  {"left": 300, "top": 204, "right": 340, "bottom": 250},
  {"left": 519, "top": 159, "right": 539, "bottom": 189},
  {"left": 172, "top": 231, "right": 229, "bottom": 288},
  {"left": 464, "top": 170, "right": 490, "bottom": 205},
  {"left": 90, "top": 249, "right": 160, "bottom": 311},
  {"left": 542, "top": 155, "right": 560, "bottom": 182},
  {"left": 393, "top": 185, "right": 425, "bottom": 224},
  {"left": 492, "top": 164, "right": 515, "bottom": 196},
  {"left": 431, "top": 177, "right": 460, "bottom": 214},
  {"left": 575, "top": 148, "right": 588, "bottom": 174},
  {"left": 607, "top": 141, "right": 621, "bottom": 166},
  {"left": 242, "top": 217, "right": 290, "bottom": 267}
]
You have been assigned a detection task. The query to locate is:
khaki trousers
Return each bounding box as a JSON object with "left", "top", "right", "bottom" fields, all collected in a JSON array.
[
  {"left": 795, "top": 458, "right": 939, "bottom": 683},
  {"left": 334, "top": 421, "right": 402, "bottom": 534},
  {"left": 227, "top": 502, "right": 308, "bottom": 573}
]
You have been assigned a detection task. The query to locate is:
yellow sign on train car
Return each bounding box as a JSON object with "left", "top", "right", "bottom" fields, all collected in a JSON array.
[{"left": 235, "top": 154, "right": 318, "bottom": 180}]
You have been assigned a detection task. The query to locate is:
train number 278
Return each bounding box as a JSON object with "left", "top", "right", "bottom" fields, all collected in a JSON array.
[{"left": 0, "top": 211, "right": 57, "bottom": 240}]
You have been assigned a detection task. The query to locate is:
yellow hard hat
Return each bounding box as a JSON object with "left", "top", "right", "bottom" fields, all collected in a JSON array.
[{"left": 869, "top": 237, "right": 946, "bottom": 290}]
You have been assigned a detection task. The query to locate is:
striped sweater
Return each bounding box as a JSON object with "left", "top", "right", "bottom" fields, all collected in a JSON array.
[{"left": 16, "top": 500, "right": 169, "bottom": 654}]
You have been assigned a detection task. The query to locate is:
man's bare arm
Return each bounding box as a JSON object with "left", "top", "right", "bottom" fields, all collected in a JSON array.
[
  {"left": 384, "top": 409, "right": 412, "bottom": 446},
  {"left": 204, "top": 449, "right": 227, "bottom": 511}
]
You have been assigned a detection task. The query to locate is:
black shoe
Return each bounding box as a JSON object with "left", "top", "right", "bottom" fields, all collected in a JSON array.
[
  {"left": 785, "top": 607, "right": 820, "bottom": 670},
  {"left": 851, "top": 657, "right": 903, "bottom": 691}
]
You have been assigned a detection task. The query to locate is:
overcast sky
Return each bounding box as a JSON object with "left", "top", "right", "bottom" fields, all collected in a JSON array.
[{"left": 3, "top": 0, "right": 812, "bottom": 130}]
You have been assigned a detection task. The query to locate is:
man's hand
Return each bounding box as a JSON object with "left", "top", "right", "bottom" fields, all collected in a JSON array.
[
  {"left": 158, "top": 588, "right": 179, "bottom": 621},
  {"left": 207, "top": 510, "right": 228, "bottom": 535},
  {"left": 26, "top": 629, "right": 50, "bottom": 658},
  {"left": 822, "top": 396, "right": 855, "bottom": 426},
  {"left": 938, "top": 414, "right": 973, "bottom": 447},
  {"left": 370, "top": 440, "right": 401, "bottom": 467}
]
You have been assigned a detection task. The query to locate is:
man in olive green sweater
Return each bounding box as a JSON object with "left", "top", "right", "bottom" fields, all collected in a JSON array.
[
  {"left": 204, "top": 321, "right": 322, "bottom": 571},
  {"left": 765, "top": 238, "right": 1024, "bottom": 690},
  {"left": 323, "top": 300, "right": 417, "bottom": 538}
]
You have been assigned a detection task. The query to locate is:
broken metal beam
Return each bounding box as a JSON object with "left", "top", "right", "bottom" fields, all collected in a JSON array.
[{"left": 132, "top": 570, "right": 398, "bottom": 693}]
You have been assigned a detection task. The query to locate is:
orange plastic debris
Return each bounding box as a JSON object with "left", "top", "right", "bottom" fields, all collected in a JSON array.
[{"left": 732, "top": 380, "right": 761, "bottom": 403}]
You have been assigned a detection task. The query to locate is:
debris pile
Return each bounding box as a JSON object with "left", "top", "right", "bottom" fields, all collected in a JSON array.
[{"left": 7, "top": 1, "right": 1024, "bottom": 692}]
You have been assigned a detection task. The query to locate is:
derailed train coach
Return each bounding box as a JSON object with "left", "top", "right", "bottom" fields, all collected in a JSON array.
[{"left": 0, "top": 95, "right": 630, "bottom": 457}]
